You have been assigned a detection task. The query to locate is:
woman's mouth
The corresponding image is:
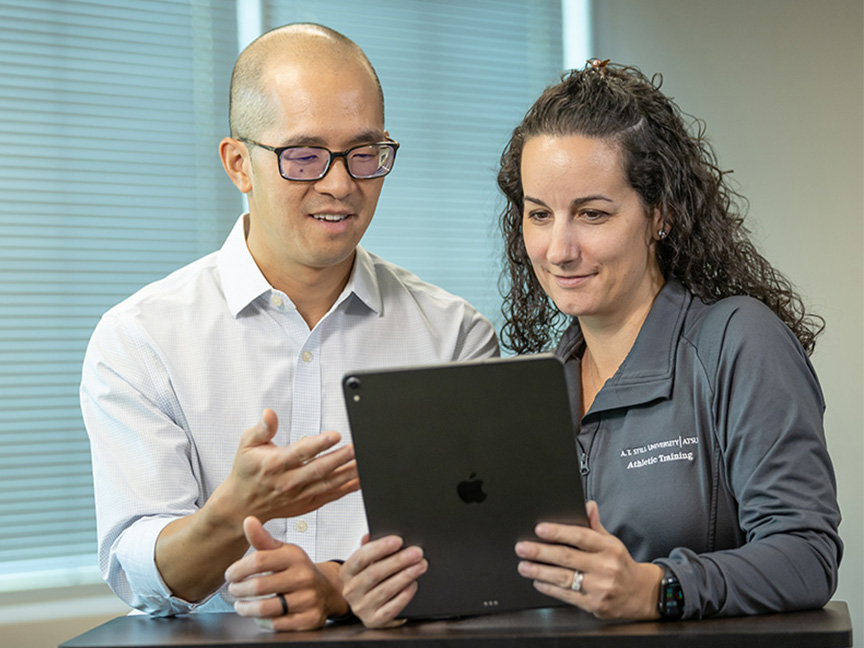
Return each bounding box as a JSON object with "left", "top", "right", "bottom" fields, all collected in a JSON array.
[{"left": 552, "top": 273, "right": 592, "bottom": 288}]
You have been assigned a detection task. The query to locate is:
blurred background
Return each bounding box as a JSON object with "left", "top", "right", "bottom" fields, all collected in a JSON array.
[{"left": 0, "top": 1, "right": 860, "bottom": 646}]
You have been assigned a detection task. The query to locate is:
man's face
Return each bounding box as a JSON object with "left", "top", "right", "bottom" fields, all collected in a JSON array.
[{"left": 242, "top": 57, "right": 387, "bottom": 286}]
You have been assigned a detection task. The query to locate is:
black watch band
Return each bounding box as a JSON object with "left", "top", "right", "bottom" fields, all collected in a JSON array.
[{"left": 657, "top": 565, "right": 684, "bottom": 620}]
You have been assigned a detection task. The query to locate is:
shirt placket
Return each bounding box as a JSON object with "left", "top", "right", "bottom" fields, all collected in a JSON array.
[{"left": 268, "top": 290, "right": 323, "bottom": 560}]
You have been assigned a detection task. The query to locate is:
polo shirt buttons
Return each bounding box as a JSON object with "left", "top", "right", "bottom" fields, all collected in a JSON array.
[{"left": 296, "top": 520, "right": 309, "bottom": 533}]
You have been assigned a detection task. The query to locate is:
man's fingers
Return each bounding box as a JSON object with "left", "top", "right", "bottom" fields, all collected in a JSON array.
[
  {"left": 239, "top": 409, "right": 278, "bottom": 448},
  {"left": 234, "top": 592, "right": 289, "bottom": 619},
  {"left": 243, "top": 516, "right": 282, "bottom": 552},
  {"left": 362, "top": 580, "right": 418, "bottom": 629},
  {"left": 279, "top": 432, "right": 345, "bottom": 468},
  {"left": 270, "top": 447, "right": 358, "bottom": 500},
  {"left": 341, "top": 536, "right": 405, "bottom": 579},
  {"left": 298, "top": 476, "right": 361, "bottom": 511},
  {"left": 225, "top": 543, "right": 306, "bottom": 591}
]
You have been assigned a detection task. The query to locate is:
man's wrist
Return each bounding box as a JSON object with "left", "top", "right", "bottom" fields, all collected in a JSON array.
[
  {"left": 317, "top": 560, "right": 353, "bottom": 620},
  {"left": 203, "top": 481, "right": 254, "bottom": 533}
]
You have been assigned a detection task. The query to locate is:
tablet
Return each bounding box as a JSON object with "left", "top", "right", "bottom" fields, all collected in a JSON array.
[{"left": 342, "top": 353, "right": 587, "bottom": 619}]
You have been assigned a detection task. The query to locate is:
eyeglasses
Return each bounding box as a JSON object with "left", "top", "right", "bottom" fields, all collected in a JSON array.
[{"left": 238, "top": 138, "right": 399, "bottom": 182}]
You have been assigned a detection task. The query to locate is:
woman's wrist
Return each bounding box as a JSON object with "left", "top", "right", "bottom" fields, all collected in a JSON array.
[{"left": 640, "top": 562, "right": 665, "bottom": 620}]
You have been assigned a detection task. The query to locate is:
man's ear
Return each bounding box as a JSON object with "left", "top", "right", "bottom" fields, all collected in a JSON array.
[{"left": 219, "top": 137, "right": 252, "bottom": 194}]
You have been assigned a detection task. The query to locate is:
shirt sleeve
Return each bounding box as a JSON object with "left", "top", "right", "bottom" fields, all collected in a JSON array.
[
  {"left": 453, "top": 305, "right": 500, "bottom": 361},
  {"left": 80, "top": 313, "right": 216, "bottom": 616},
  {"left": 658, "top": 300, "right": 842, "bottom": 618}
]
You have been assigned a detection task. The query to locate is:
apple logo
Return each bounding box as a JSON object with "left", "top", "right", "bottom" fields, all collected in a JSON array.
[{"left": 457, "top": 473, "right": 487, "bottom": 503}]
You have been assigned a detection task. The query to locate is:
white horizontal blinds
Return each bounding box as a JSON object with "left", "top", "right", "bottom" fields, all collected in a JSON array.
[
  {"left": 266, "top": 0, "right": 563, "bottom": 327},
  {"left": 0, "top": 0, "right": 239, "bottom": 589}
]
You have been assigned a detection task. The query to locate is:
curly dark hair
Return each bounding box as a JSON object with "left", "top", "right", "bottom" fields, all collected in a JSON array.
[{"left": 497, "top": 62, "right": 823, "bottom": 355}]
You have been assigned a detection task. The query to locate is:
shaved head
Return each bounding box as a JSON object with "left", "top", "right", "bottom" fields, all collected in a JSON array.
[{"left": 229, "top": 23, "right": 385, "bottom": 139}]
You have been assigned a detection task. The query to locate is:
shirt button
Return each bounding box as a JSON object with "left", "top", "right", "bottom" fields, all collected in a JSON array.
[
  {"left": 270, "top": 295, "right": 283, "bottom": 308},
  {"left": 296, "top": 520, "right": 309, "bottom": 533},
  {"left": 301, "top": 350, "right": 313, "bottom": 363}
]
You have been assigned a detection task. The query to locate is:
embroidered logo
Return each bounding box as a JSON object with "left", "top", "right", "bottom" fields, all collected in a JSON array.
[{"left": 620, "top": 435, "right": 698, "bottom": 470}]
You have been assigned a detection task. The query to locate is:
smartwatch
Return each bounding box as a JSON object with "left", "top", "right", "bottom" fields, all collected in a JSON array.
[{"left": 657, "top": 565, "right": 684, "bottom": 620}]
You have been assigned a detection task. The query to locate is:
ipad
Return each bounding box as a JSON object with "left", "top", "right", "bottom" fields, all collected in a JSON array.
[{"left": 342, "top": 353, "right": 588, "bottom": 620}]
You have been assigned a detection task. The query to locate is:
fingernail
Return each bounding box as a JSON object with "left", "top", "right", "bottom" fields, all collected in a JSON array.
[{"left": 254, "top": 618, "right": 274, "bottom": 632}]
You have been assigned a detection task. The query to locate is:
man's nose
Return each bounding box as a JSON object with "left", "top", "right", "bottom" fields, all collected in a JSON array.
[{"left": 314, "top": 157, "right": 355, "bottom": 199}]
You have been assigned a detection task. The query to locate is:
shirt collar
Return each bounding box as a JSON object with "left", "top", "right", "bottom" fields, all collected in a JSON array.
[
  {"left": 346, "top": 246, "right": 383, "bottom": 315},
  {"left": 217, "top": 213, "right": 383, "bottom": 318},
  {"left": 218, "top": 214, "right": 272, "bottom": 318},
  {"left": 557, "top": 278, "right": 692, "bottom": 413}
]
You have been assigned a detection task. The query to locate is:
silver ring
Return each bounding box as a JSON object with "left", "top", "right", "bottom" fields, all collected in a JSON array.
[
  {"left": 570, "top": 570, "right": 584, "bottom": 592},
  {"left": 276, "top": 592, "right": 289, "bottom": 616}
]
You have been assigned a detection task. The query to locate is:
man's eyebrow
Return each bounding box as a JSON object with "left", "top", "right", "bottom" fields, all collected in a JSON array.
[
  {"left": 523, "top": 194, "right": 613, "bottom": 207},
  {"left": 277, "top": 130, "right": 387, "bottom": 148}
]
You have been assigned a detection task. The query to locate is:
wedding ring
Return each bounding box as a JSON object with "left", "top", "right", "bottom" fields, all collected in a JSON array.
[
  {"left": 276, "top": 592, "right": 289, "bottom": 616},
  {"left": 570, "top": 570, "right": 584, "bottom": 592}
]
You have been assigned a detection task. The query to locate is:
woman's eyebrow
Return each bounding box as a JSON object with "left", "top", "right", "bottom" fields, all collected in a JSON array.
[{"left": 524, "top": 194, "right": 613, "bottom": 207}]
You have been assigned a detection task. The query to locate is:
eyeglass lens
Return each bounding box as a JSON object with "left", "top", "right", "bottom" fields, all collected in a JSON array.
[{"left": 280, "top": 144, "right": 395, "bottom": 180}]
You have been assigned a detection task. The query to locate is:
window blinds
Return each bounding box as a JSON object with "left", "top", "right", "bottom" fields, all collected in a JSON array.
[
  {"left": 0, "top": 0, "right": 239, "bottom": 590},
  {"left": 0, "top": 0, "right": 563, "bottom": 591}
]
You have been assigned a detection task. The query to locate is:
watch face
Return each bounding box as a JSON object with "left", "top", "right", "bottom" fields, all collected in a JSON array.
[{"left": 659, "top": 576, "right": 684, "bottom": 619}]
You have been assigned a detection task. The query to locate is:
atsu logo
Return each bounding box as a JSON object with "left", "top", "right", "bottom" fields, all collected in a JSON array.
[{"left": 622, "top": 435, "right": 698, "bottom": 470}]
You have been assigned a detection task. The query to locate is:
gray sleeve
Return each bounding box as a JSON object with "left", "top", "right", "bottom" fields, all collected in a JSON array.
[{"left": 660, "top": 300, "right": 842, "bottom": 618}]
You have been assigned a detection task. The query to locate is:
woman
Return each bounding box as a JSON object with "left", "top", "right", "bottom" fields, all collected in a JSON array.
[
  {"left": 501, "top": 61, "right": 841, "bottom": 620},
  {"left": 340, "top": 61, "right": 841, "bottom": 626}
]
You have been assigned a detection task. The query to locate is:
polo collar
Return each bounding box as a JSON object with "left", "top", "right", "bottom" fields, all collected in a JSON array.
[{"left": 557, "top": 279, "right": 692, "bottom": 414}]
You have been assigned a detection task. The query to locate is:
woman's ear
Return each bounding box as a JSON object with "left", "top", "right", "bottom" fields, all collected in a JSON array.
[
  {"left": 219, "top": 137, "right": 253, "bottom": 194},
  {"left": 653, "top": 205, "right": 671, "bottom": 240}
]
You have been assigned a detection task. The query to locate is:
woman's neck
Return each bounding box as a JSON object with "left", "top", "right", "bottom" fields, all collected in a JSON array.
[{"left": 579, "top": 281, "right": 664, "bottom": 416}]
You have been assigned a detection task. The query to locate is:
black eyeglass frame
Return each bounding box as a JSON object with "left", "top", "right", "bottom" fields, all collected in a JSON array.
[{"left": 237, "top": 137, "right": 400, "bottom": 182}]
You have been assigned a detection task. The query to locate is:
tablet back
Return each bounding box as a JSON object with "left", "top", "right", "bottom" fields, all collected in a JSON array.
[{"left": 342, "top": 353, "right": 587, "bottom": 619}]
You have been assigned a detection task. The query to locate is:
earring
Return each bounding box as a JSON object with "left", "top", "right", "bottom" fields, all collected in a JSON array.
[{"left": 658, "top": 229, "right": 667, "bottom": 240}]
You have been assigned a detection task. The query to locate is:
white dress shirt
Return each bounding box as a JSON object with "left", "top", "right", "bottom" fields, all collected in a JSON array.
[{"left": 80, "top": 214, "right": 499, "bottom": 615}]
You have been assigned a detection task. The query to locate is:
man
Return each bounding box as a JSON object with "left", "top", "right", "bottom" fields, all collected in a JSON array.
[{"left": 80, "top": 23, "right": 498, "bottom": 630}]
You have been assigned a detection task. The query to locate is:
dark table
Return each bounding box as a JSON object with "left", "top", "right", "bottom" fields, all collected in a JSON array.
[{"left": 60, "top": 601, "right": 853, "bottom": 648}]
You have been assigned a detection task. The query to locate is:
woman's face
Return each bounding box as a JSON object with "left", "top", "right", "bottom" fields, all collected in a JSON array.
[{"left": 520, "top": 134, "right": 665, "bottom": 326}]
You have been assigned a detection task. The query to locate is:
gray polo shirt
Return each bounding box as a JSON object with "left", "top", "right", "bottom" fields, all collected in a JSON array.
[{"left": 556, "top": 279, "right": 842, "bottom": 618}]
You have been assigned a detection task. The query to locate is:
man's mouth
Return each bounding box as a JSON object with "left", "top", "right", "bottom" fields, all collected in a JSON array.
[{"left": 310, "top": 213, "right": 351, "bottom": 222}]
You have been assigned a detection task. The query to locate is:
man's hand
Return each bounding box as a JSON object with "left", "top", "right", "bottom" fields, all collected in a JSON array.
[
  {"left": 154, "top": 409, "right": 359, "bottom": 604},
  {"left": 340, "top": 534, "right": 427, "bottom": 628},
  {"left": 226, "top": 516, "right": 348, "bottom": 631},
  {"left": 213, "top": 408, "right": 360, "bottom": 526}
]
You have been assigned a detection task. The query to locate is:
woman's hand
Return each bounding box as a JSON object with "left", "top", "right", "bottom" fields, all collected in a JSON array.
[{"left": 514, "top": 501, "right": 663, "bottom": 620}]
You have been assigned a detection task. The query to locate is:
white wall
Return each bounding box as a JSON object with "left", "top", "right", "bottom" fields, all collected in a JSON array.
[{"left": 591, "top": 0, "right": 863, "bottom": 642}]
